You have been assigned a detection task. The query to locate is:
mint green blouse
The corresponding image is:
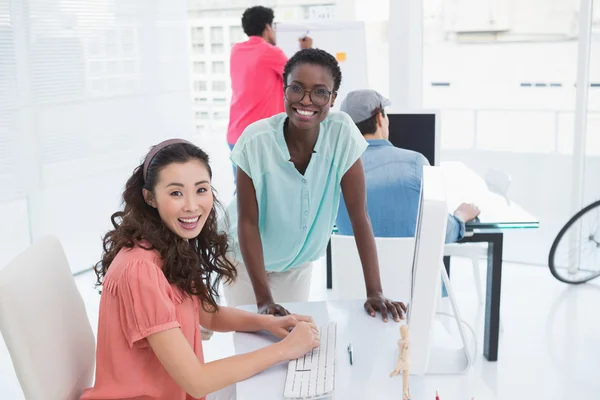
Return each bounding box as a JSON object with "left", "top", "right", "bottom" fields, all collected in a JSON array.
[{"left": 226, "top": 111, "right": 368, "bottom": 272}]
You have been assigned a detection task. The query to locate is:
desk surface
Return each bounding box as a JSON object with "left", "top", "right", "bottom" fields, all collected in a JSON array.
[
  {"left": 441, "top": 162, "right": 538, "bottom": 231},
  {"left": 234, "top": 300, "right": 496, "bottom": 400}
]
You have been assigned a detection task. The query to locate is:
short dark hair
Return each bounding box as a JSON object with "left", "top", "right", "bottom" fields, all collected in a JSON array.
[
  {"left": 241, "top": 6, "right": 274, "bottom": 37},
  {"left": 283, "top": 48, "right": 342, "bottom": 92},
  {"left": 355, "top": 109, "right": 385, "bottom": 135}
]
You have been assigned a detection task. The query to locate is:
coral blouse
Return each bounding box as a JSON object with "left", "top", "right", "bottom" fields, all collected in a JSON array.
[{"left": 81, "top": 244, "right": 205, "bottom": 400}]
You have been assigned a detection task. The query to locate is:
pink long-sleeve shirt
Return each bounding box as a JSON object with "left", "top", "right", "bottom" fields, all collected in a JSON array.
[{"left": 227, "top": 36, "right": 288, "bottom": 145}]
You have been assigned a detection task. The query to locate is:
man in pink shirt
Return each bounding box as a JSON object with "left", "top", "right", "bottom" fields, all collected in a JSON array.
[{"left": 227, "top": 6, "right": 311, "bottom": 180}]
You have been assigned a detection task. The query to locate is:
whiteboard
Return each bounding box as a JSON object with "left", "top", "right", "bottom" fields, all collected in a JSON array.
[{"left": 274, "top": 21, "right": 368, "bottom": 111}]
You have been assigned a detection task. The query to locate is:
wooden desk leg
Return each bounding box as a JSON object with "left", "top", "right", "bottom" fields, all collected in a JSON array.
[
  {"left": 326, "top": 239, "right": 332, "bottom": 289},
  {"left": 484, "top": 233, "right": 503, "bottom": 361}
]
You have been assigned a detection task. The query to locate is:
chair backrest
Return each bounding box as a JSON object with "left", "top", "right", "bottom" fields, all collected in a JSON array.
[
  {"left": 0, "top": 236, "right": 95, "bottom": 400},
  {"left": 484, "top": 168, "right": 512, "bottom": 198},
  {"left": 330, "top": 235, "right": 415, "bottom": 302}
]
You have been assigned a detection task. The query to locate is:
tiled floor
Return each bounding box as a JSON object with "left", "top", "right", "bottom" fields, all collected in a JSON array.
[{"left": 2, "top": 256, "right": 600, "bottom": 399}]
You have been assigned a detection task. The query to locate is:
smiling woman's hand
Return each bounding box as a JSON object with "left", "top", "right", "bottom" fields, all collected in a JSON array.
[
  {"left": 364, "top": 293, "right": 407, "bottom": 322},
  {"left": 264, "top": 314, "right": 318, "bottom": 339}
]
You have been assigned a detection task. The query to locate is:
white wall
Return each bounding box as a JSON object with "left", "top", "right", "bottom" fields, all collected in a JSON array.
[
  {"left": 424, "top": 39, "right": 600, "bottom": 265},
  {"left": 442, "top": 0, "right": 579, "bottom": 36},
  {"left": 334, "top": 0, "right": 600, "bottom": 265}
]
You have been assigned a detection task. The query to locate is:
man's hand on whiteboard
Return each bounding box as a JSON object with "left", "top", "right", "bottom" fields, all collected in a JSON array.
[{"left": 299, "top": 35, "right": 313, "bottom": 49}]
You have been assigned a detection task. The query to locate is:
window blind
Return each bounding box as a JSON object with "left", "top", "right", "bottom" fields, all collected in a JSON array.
[{"left": 0, "top": 0, "right": 195, "bottom": 273}]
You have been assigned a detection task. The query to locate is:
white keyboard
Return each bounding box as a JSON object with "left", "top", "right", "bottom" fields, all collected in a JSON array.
[{"left": 283, "top": 321, "right": 337, "bottom": 400}]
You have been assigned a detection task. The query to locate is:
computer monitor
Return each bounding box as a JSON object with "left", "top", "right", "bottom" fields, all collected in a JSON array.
[
  {"left": 407, "top": 166, "right": 449, "bottom": 375},
  {"left": 328, "top": 166, "right": 450, "bottom": 374},
  {"left": 386, "top": 111, "right": 440, "bottom": 166}
]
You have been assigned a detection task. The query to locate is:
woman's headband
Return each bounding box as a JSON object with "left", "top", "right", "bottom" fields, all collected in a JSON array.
[{"left": 143, "top": 138, "right": 194, "bottom": 182}]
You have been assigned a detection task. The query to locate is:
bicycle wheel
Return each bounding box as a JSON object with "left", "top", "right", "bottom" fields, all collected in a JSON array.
[{"left": 548, "top": 199, "right": 600, "bottom": 284}]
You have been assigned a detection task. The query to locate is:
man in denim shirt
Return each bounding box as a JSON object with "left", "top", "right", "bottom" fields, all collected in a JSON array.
[{"left": 336, "top": 89, "right": 480, "bottom": 242}]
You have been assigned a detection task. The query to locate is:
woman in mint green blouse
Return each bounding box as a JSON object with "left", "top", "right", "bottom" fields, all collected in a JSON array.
[{"left": 224, "top": 49, "right": 406, "bottom": 323}]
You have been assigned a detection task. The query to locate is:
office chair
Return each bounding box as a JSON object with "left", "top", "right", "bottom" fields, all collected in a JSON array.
[
  {"left": 329, "top": 235, "right": 415, "bottom": 301},
  {"left": 444, "top": 169, "right": 512, "bottom": 305},
  {"left": 0, "top": 236, "right": 95, "bottom": 400}
]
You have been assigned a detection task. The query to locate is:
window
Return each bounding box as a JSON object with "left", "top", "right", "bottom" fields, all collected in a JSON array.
[
  {"left": 212, "top": 61, "right": 225, "bottom": 74},
  {"left": 212, "top": 80, "right": 226, "bottom": 91},
  {"left": 122, "top": 60, "right": 136, "bottom": 74},
  {"left": 193, "top": 80, "right": 207, "bottom": 91},
  {"left": 229, "top": 26, "right": 245, "bottom": 45},
  {"left": 191, "top": 27, "right": 204, "bottom": 43},
  {"left": 210, "top": 26, "right": 224, "bottom": 43},
  {"left": 192, "top": 43, "right": 205, "bottom": 54},
  {"left": 211, "top": 44, "right": 224, "bottom": 54},
  {"left": 213, "top": 111, "right": 228, "bottom": 120},
  {"left": 193, "top": 61, "right": 206, "bottom": 74},
  {"left": 195, "top": 111, "right": 209, "bottom": 120},
  {"left": 107, "top": 61, "right": 120, "bottom": 75},
  {"left": 89, "top": 61, "right": 105, "bottom": 75},
  {"left": 0, "top": 0, "right": 195, "bottom": 274},
  {"left": 121, "top": 29, "right": 136, "bottom": 56}
]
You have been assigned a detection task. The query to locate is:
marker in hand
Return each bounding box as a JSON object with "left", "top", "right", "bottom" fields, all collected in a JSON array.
[
  {"left": 347, "top": 343, "right": 353, "bottom": 365},
  {"left": 299, "top": 30, "right": 312, "bottom": 49}
]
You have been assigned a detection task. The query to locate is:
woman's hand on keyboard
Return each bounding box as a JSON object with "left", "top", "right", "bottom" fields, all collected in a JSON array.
[
  {"left": 279, "top": 321, "right": 321, "bottom": 360},
  {"left": 266, "top": 314, "right": 318, "bottom": 339}
]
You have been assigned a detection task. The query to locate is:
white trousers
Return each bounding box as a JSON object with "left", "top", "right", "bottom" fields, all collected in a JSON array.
[{"left": 223, "top": 261, "right": 313, "bottom": 307}]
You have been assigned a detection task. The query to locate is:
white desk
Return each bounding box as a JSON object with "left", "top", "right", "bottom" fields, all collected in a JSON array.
[
  {"left": 442, "top": 162, "right": 538, "bottom": 361},
  {"left": 441, "top": 162, "right": 537, "bottom": 230},
  {"left": 234, "top": 300, "right": 496, "bottom": 400},
  {"left": 327, "top": 161, "right": 539, "bottom": 362}
]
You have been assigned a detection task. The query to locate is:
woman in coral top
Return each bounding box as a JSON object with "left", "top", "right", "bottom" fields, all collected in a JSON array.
[{"left": 80, "top": 139, "right": 319, "bottom": 400}]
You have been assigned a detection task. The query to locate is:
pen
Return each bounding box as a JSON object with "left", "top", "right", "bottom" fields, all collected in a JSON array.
[{"left": 347, "top": 343, "right": 353, "bottom": 365}]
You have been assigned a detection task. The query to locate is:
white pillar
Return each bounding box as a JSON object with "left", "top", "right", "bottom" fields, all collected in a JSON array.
[
  {"left": 569, "top": 0, "right": 594, "bottom": 274},
  {"left": 572, "top": 0, "right": 594, "bottom": 213},
  {"left": 388, "top": 0, "right": 423, "bottom": 110}
]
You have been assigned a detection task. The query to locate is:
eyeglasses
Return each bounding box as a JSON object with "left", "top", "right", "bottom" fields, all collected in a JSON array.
[{"left": 284, "top": 85, "right": 334, "bottom": 107}]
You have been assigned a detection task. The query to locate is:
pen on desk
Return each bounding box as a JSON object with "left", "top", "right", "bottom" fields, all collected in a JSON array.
[{"left": 347, "top": 343, "right": 353, "bottom": 365}]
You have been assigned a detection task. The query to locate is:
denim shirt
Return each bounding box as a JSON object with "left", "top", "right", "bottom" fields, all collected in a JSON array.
[{"left": 336, "top": 139, "right": 465, "bottom": 243}]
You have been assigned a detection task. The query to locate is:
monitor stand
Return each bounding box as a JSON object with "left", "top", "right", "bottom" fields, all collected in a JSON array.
[{"left": 426, "top": 266, "right": 474, "bottom": 375}]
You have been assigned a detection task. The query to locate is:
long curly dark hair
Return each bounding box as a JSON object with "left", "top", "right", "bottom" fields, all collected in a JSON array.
[{"left": 94, "top": 142, "right": 236, "bottom": 312}]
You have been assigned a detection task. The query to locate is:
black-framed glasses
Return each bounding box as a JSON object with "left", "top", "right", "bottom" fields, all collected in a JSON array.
[{"left": 284, "top": 85, "right": 335, "bottom": 106}]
